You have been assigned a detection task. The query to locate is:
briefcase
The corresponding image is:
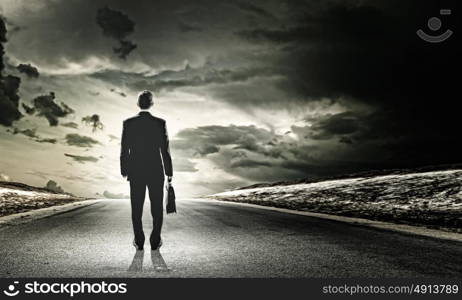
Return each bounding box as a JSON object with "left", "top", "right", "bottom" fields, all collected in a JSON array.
[{"left": 166, "top": 184, "right": 176, "bottom": 214}]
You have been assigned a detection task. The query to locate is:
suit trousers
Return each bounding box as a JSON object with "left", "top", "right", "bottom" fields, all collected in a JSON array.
[{"left": 129, "top": 174, "right": 165, "bottom": 246}]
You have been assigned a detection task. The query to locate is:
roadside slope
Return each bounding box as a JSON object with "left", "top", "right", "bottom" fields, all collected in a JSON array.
[
  {"left": 0, "top": 181, "right": 89, "bottom": 217},
  {"left": 210, "top": 169, "right": 462, "bottom": 233}
]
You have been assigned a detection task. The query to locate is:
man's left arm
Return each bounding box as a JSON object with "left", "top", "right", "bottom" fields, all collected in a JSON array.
[
  {"left": 160, "top": 121, "right": 173, "bottom": 178},
  {"left": 120, "top": 121, "right": 130, "bottom": 178}
]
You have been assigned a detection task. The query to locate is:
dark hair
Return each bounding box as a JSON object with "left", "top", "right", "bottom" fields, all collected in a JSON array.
[{"left": 137, "top": 90, "right": 153, "bottom": 109}]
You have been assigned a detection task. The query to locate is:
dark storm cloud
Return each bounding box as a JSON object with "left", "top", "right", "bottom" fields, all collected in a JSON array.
[
  {"left": 95, "top": 6, "right": 135, "bottom": 41},
  {"left": 61, "top": 121, "right": 79, "bottom": 129},
  {"left": 234, "top": 0, "right": 462, "bottom": 168},
  {"left": 235, "top": 2, "right": 276, "bottom": 20},
  {"left": 296, "top": 108, "right": 442, "bottom": 154},
  {"left": 173, "top": 125, "right": 275, "bottom": 157},
  {"left": 35, "top": 138, "right": 57, "bottom": 144},
  {"left": 4, "top": 0, "right": 259, "bottom": 75},
  {"left": 238, "top": 1, "right": 458, "bottom": 105},
  {"left": 0, "top": 18, "right": 22, "bottom": 127},
  {"left": 0, "top": 17, "right": 6, "bottom": 71},
  {"left": 65, "top": 133, "right": 100, "bottom": 148},
  {"left": 64, "top": 153, "right": 99, "bottom": 163},
  {"left": 147, "top": 67, "right": 272, "bottom": 92},
  {"left": 16, "top": 63, "right": 39, "bottom": 78},
  {"left": 235, "top": 3, "right": 408, "bottom": 101},
  {"left": 81, "top": 114, "right": 104, "bottom": 132},
  {"left": 171, "top": 120, "right": 431, "bottom": 183},
  {"left": 21, "top": 103, "right": 35, "bottom": 114},
  {"left": 8, "top": 126, "right": 57, "bottom": 144},
  {"left": 113, "top": 40, "right": 137, "bottom": 60},
  {"left": 304, "top": 112, "right": 362, "bottom": 140},
  {"left": 170, "top": 124, "right": 324, "bottom": 181},
  {"left": 109, "top": 88, "right": 126, "bottom": 97},
  {"left": 93, "top": 64, "right": 275, "bottom": 94},
  {"left": 229, "top": 159, "right": 272, "bottom": 168},
  {"left": 0, "top": 16, "right": 22, "bottom": 35},
  {"left": 11, "top": 127, "right": 39, "bottom": 139},
  {"left": 30, "top": 92, "right": 74, "bottom": 126},
  {"left": 339, "top": 136, "right": 353, "bottom": 145},
  {"left": 96, "top": 6, "right": 137, "bottom": 59},
  {"left": 178, "top": 22, "right": 203, "bottom": 33}
]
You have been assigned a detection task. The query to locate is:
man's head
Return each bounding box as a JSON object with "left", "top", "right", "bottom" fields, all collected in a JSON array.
[{"left": 137, "top": 90, "right": 153, "bottom": 109}]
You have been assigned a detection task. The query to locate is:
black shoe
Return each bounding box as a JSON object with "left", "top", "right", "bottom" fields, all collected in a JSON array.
[
  {"left": 151, "top": 239, "right": 162, "bottom": 250},
  {"left": 133, "top": 239, "right": 144, "bottom": 251}
]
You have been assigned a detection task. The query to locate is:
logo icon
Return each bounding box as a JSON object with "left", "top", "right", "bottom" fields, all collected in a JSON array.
[
  {"left": 417, "top": 9, "right": 453, "bottom": 43},
  {"left": 3, "top": 281, "right": 20, "bottom": 297}
]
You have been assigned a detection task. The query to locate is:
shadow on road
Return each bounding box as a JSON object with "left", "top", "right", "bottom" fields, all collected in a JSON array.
[
  {"left": 127, "top": 249, "right": 169, "bottom": 273},
  {"left": 151, "top": 250, "right": 169, "bottom": 272},
  {"left": 128, "top": 250, "right": 144, "bottom": 272}
]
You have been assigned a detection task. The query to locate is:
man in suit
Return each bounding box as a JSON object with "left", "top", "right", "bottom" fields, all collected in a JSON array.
[{"left": 120, "top": 90, "right": 173, "bottom": 251}]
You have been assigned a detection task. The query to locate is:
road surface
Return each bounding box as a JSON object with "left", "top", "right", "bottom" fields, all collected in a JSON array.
[{"left": 0, "top": 198, "right": 461, "bottom": 277}]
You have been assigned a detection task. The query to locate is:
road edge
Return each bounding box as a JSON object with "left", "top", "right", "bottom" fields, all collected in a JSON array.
[
  {"left": 188, "top": 198, "right": 462, "bottom": 243},
  {"left": 0, "top": 199, "right": 103, "bottom": 227}
]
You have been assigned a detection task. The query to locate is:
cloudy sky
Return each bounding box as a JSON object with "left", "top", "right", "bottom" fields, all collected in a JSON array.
[{"left": 0, "top": 0, "right": 459, "bottom": 197}]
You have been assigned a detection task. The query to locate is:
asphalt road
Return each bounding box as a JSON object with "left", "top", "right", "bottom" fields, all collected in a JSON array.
[{"left": 0, "top": 198, "right": 461, "bottom": 278}]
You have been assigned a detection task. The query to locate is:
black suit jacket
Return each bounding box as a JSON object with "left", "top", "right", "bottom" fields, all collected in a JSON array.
[{"left": 120, "top": 111, "right": 173, "bottom": 181}]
